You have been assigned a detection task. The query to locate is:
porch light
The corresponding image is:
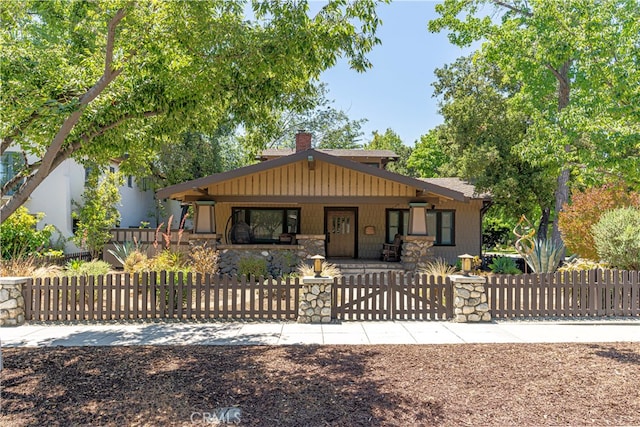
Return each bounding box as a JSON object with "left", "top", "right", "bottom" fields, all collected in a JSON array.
[
  {"left": 311, "top": 254, "right": 325, "bottom": 277},
  {"left": 459, "top": 254, "right": 474, "bottom": 276}
]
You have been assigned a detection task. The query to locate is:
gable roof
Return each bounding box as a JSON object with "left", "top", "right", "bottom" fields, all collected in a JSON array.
[
  {"left": 157, "top": 149, "right": 478, "bottom": 202},
  {"left": 419, "top": 178, "right": 491, "bottom": 200}
]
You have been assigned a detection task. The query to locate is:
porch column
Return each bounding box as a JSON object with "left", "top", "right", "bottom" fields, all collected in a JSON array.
[
  {"left": 0, "top": 277, "right": 27, "bottom": 327},
  {"left": 408, "top": 202, "right": 428, "bottom": 235},
  {"left": 298, "top": 277, "right": 333, "bottom": 323},
  {"left": 194, "top": 200, "right": 216, "bottom": 234},
  {"left": 449, "top": 275, "right": 490, "bottom": 322}
]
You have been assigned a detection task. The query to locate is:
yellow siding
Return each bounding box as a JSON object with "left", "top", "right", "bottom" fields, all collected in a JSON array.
[{"left": 207, "top": 159, "right": 415, "bottom": 198}]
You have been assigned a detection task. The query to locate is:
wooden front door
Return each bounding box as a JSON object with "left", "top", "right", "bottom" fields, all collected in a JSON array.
[{"left": 326, "top": 209, "right": 357, "bottom": 258}]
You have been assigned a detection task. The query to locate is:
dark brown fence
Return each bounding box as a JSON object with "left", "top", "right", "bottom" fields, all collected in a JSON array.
[
  {"left": 24, "top": 272, "right": 299, "bottom": 321},
  {"left": 333, "top": 273, "right": 452, "bottom": 321},
  {"left": 487, "top": 269, "right": 640, "bottom": 318}
]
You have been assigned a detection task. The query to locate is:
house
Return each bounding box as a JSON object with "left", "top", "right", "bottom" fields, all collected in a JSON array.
[
  {"left": 156, "top": 132, "right": 491, "bottom": 275},
  {"left": 1, "top": 151, "right": 160, "bottom": 254}
]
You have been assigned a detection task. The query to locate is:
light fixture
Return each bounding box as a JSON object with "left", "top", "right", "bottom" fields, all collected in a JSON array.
[
  {"left": 311, "top": 254, "right": 325, "bottom": 277},
  {"left": 458, "top": 254, "right": 474, "bottom": 276}
]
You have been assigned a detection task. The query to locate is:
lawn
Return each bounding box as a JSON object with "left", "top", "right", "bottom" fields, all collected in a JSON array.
[{"left": 1, "top": 343, "right": 639, "bottom": 426}]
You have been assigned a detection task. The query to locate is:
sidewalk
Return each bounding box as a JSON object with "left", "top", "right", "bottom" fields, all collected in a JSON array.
[{"left": 2, "top": 319, "right": 639, "bottom": 347}]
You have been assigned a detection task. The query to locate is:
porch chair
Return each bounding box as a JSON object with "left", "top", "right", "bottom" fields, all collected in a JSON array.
[{"left": 381, "top": 233, "right": 402, "bottom": 262}]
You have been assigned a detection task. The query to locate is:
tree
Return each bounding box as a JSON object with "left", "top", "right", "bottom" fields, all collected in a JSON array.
[
  {"left": 364, "top": 128, "right": 415, "bottom": 176},
  {"left": 427, "top": 55, "right": 555, "bottom": 224},
  {"left": 429, "top": 0, "right": 640, "bottom": 244},
  {"left": 407, "top": 128, "right": 453, "bottom": 178},
  {"left": 0, "top": 207, "right": 54, "bottom": 259},
  {"left": 243, "top": 84, "right": 368, "bottom": 151},
  {"left": 1, "top": 0, "right": 386, "bottom": 222},
  {"left": 72, "top": 169, "right": 123, "bottom": 258}
]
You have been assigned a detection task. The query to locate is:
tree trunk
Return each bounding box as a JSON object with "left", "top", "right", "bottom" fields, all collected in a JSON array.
[{"left": 537, "top": 207, "right": 550, "bottom": 241}]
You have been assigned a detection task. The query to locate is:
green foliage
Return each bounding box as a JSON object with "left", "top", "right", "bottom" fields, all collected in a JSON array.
[
  {"left": 72, "top": 170, "right": 122, "bottom": 258},
  {"left": 429, "top": 0, "right": 640, "bottom": 243},
  {"left": 64, "top": 259, "right": 112, "bottom": 277},
  {"left": 0, "top": 206, "right": 54, "bottom": 259},
  {"left": 123, "top": 251, "right": 150, "bottom": 274},
  {"left": 558, "top": 258, "right": 609, "bottom": 272},
  {"left": 364, "top": 128, "right": 415, "bottom": 176},
  {"left": 558, "top": 183, "right": 640, "bottom": 260},
  {"left": 238, "top": 257, "right": 269, "bottom": 279},
  {"left": 408, "top": 128, "right": 453, "bottom": 178},
  {"left": 522, "top": 239, "right": 565, "bottom": 274},
  {"left": 592, "top": 207, "right": 640, "bottom": 270},
  {"left": 483, "top": 212, "right": 517, "bottom": 251},
  {"left": 150, "top": 250, "right": 189, "bottom": 274},
  {"left": 107, "top": 241, "right": 147, "bottom": 267},
  {"left": 488, "top": 256, "right": 522, "bottom": 275},
  {"left": 1, "top": 0, "right": 386, "bottom": 221}
]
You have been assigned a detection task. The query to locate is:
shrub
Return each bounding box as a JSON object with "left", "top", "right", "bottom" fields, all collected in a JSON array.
[
  {"left": 297, "top": 261, "right": 342, "bottom": 278},
  {"left": 107, "top": 240, "right": 147, "bottom": 267},
  {"left": 419, "top": 258, "right": 458, "bottom": 278},
  {"left": 558, "top": 183, "right": 640, "bottom": 260},
  {"left": 0, "top": 206, "right": 54, "bottom": 259},
  {"left": 150, "top": 249, "right": 189, "bottom": 273},
  {"left": 64, "top": 259, "right": 112, "bottom": 277},
  {"left": 483, "top": 215, "right": 516, "bottom": 250},
  {"left": 592, "top": 207, "right": 640, "bottom": 270},
  {"left": 488, "top": 256, "right": 522, "bottom": 274},
  {"left": 123, "top": 251, "right": 150, "bottom": 274},
  {"left": 238, "top": 257, "right": 268, "bottom": 279},
  {"left": 558, "top": 258, "right": 609, "bottom": 272},
  {"left": 188, "top": 243, "right": 219, "bottom": 275}
]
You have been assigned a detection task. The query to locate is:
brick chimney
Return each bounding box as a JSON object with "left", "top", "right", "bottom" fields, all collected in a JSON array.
[{"left": 295, "top": 131, "right": 312, "bottom": 152}]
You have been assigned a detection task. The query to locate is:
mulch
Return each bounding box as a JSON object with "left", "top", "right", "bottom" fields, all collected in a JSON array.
[{"left": 1, "top": 343, "right": 639, "bottom": 426}]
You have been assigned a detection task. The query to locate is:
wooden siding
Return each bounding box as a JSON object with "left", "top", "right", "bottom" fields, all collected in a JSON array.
[
  {"left": 430, "top": 199, "right": 483, "bottom": 265},
  {"left": 205, "top": 159, "right": 416, "bottom": 198}
]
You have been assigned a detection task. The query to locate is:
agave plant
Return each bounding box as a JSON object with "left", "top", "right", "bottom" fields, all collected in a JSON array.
[
  {"left": 522, "top": 238, "right": 565, "bottom": 273},
  {"left": 107, "top": 240, "right": 147, "bottom": 267}
]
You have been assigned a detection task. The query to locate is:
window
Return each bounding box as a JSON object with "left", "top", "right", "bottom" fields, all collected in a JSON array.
[
  {"left": 0, "top": 152, "right": 25, "bottom": 195},
  {"left": 232, "top": 208, "right": 300, "bottom": 243},
  {"left": 109, "top": 166, "right": 116, "bottom": 173},
  {"left": 127, "top": 175, "right": 133, "bottom": 188},
  {"left": 386, "top": 209, "right": 409, "bottom": 243},
  {"left": 426, "top": 210, "right": 455, "bottom": 245}
]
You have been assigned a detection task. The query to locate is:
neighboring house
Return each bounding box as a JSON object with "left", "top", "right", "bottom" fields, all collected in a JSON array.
[
  {"left": 156, "top": 132, "right": 491, "bottom": 273},
  {"left": 1, "top": 151, "right": 159, "bottom": 254}
]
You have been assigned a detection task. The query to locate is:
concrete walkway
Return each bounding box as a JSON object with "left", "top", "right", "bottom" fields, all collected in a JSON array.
[{"left": 1, "top": 320, "right": 639, "bottom": 347}]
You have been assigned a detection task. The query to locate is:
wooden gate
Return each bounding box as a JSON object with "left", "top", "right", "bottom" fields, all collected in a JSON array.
[{"left": 332, "top": 272, "right": 453, "bottom": 321}]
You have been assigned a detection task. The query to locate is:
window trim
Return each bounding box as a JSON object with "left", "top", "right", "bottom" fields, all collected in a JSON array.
[
  {"left": 385, "top": 208, "right": 409, "bottom": 244},
  {"left": 427, "top": 210, "right": 456, "bottom": 246}
]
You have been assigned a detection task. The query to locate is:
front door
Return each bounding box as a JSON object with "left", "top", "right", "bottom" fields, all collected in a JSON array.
[{"left": 326, "top": 208, "right": 357, "bottom": 258}]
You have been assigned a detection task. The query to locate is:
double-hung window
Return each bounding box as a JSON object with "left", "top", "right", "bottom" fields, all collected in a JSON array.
[
  {"left": 0, "top": 152, "right": 25, "bottom": 195},
  {"left": 386, "top": 209, "right": 409, "bottom": 243},
  {"left": 232, "top": 208, "right": 300, "bottom": 243},
  {"left": 426, "top": 210, "right": 455, "bottom": 246}
]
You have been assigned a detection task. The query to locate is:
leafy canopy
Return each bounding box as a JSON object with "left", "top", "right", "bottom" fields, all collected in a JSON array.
[{"left": 1, "top": 0, "right": 387, "bottom": 222}]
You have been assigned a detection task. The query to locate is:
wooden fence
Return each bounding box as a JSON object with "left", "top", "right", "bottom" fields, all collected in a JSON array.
[
  {"left": 24, "top": 272, "right": 299, "bottom": 321},
  {"left": 332, "top": 273, "right": 452, "bottom": 321},
  {"left": 487, "top": 269, "right": 640, "bottom": 318}
]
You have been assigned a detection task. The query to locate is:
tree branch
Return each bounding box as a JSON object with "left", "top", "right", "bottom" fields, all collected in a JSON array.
[
  {"left": 1, "top": 111, "right": 40, "bottom": 155},
  {"left": 492, "top": 1, "right": 533, "bottom": 17}
]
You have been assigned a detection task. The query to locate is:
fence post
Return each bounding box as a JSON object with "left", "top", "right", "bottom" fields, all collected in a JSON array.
[
  {"left": 298, "top": 276, "right": 333, "bottom": 323},
  {"left": 449, "top": 274, "right": 491, "bottom": 322},
  {"left": 0, "top": 277, "right": 28, "bottom": 327}
]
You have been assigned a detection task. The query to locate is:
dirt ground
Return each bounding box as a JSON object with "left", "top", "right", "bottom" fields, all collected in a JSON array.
[{"left": 1, "top": 343, "right": 639, "bottom": 426}]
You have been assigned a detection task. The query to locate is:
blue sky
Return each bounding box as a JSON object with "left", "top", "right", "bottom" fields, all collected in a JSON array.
[{"left": 319, "top": 1, "right": 475, "bottom": 147}]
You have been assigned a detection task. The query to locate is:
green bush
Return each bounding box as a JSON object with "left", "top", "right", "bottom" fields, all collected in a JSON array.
[
  {"left": 238, "top": 257, "right": 268, "bottom": 279},
  {"left": 0, "top": 206, "right": 54, "bottom": 259},
  {"left": 150, "top": 249, "right": 190, "bottom": 274},
  {"left": 488, "top": 256, "right": 522, "bottom": 274},
  {"left": 64, "top": 259, "right": 112, "bottom": 277},
  {"left": 592, "top": 207, "right": 640, "bottom": 270}
]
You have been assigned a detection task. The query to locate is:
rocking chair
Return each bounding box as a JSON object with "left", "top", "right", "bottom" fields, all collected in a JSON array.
[{"left": 382, "top": 233, "right": 402, "bottom": 262}]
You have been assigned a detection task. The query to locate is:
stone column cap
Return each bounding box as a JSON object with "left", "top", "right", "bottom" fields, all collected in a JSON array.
[
  {"left": 0, "top": 277, "right": 30, "bottom": 285},
  {"left": 301, "top": 276, "right": 334, "bottom": 284},
  {"left": 448, "top": 274, "right": 487, "bottom": 284}
]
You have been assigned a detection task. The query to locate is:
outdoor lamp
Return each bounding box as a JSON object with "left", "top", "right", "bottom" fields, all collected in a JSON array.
[
  {"left": 459, "top": 254, "right": 474, "bottom": 276},
  {"left": 311, "top": 254, "right": 325, "bottom": 277}
]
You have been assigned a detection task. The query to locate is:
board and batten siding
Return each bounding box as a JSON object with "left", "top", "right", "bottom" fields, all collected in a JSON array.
[
  {"left": 430, "top": 199, "right": 484, "bottom": 265},
  {"left": 204, "top": 159, "right": 416, "bottom": 198}
]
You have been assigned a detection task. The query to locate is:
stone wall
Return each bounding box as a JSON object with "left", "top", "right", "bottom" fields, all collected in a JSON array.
[
  {"left": 297, "top": 277, "right": 333, "bottom": 323},
  {"left": 450, "top": 275, "right": 490, "bottom": 322},
  {"left": 295, "top": 235, "right": 325, "bottom": 259},
  {"left": 217, "top": 246, "right": 301, "bottom": 277},
  {"left": 0, "top": 278, "right": 27, "bottom": 327},
  {"left": 401, "top": 235, "right": 435, "bottom": 272}
]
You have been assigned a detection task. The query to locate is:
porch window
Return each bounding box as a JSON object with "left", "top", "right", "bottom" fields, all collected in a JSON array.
[
  {"left": 426, "top": 210, "right": 455, "bottom": 246},
  {"left": 386, "top": 209, "right": 409, "bottom": 243},
  {"left": 232, "top": 208, "right": 300, "bottom": 243}
]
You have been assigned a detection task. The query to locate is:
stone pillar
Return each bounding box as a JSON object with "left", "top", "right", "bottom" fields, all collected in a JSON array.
[
  {"left": 450, "top": 275, "right": 491, "bottom": 323},
  {"left": 401, "top": 235, "right": 435, "bottom": 271},
  {"left": 297, "top": 277, "right": 333, "bottom": 323},
  {"left": 0, "top": 277, "right": 28, "bottom": 327}
]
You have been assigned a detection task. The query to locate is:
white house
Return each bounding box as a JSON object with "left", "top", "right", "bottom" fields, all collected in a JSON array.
[{"left": 1, "top": 151, "right": 164, "bottom": 253}]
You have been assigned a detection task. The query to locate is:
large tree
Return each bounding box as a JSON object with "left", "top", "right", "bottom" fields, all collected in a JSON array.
[
  {"left": 1, "top": 0, "right": 386, "bottom": 222},
  {"left": 364, "top": 128, "right": 415, "bottom": 176},
  {"left": 429, "top": 0, "right": 640, "bottom": 243}
]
